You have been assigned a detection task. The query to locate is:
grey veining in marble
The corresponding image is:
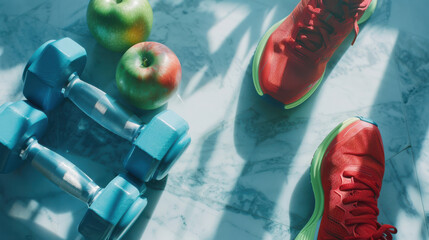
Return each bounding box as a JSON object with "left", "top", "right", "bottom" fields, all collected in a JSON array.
[{"left": 0, "top": 0, "right": 428, "bottom": 239}]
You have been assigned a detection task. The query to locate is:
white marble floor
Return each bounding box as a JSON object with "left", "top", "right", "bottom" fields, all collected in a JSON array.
[{"left": 0, "top": 0, "right": 428, "bottom": 239}]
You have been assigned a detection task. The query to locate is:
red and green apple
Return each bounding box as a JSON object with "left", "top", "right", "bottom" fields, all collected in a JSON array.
[{"left": 116, "top": 42, "right": 182, "bottom": 110}]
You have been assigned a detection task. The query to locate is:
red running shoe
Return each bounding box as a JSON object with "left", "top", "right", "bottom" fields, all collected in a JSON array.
[
  {"left": 296, "top": 117, "right": 397, "bottom": 239},
  {"left": 252, "top": 0, "right": 377, "bottom": 109}
]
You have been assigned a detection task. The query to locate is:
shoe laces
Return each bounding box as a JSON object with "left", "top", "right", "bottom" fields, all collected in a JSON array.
[
  {"left": 341, "top": 0, "right": 371, "bottom": 45},
  {"left": 340, "top": 170, "right": 397, "bottom": 240},
  {"left": 287, "top": 0, "right": 370, "bottom": 60},
  {"left": 287, "top": 4, "right": 334, "bottom": 61}
]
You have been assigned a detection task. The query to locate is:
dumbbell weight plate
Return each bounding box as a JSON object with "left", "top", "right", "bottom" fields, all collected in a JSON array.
[
  {"left": 153, "top": 133, "right": 191, "bottom": 180},
  {"left": 110, "top": 197, "right": 147, "bottom": 240},
  {"left": 22, "top": 40, "right": 55, "bottom": 82}
]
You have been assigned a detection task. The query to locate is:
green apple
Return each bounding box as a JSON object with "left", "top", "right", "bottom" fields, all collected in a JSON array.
[
  {"left": 87, "top": 0, "right": 153, "bottom": 52},
  {"left": 116, "top": 42, "right": 182, "bottom": 110}
]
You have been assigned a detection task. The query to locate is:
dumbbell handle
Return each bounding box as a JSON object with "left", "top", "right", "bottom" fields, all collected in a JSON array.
[
  {"left": 21, "top": 138, "right": 101, "bottom": 205},
  {"left": 63, "top": 73, "right": 142, "bottom": 142}
]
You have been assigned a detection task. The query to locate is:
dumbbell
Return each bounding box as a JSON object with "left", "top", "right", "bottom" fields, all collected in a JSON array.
[
  {"left": 22, "top": 37, "right": 191, "bottom": 181},
  {"left": 0, "top": 101, "right": 147, "bottom": 240}
]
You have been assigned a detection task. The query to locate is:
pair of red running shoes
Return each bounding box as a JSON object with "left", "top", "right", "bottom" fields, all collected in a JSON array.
[{"left": 253, "top": 0, "right": 397, "bottom": 239}]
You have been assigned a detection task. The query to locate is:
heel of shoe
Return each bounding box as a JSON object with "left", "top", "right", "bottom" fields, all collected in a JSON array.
[
  {"left": 358, "top": 0, "right": 377, "bottom": 24},
  {"left": 356, "top": 116, "right": 378, "bottom": 126}
]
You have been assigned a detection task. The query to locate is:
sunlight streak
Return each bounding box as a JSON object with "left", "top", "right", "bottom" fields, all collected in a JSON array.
[
  {"left": 235, "top": 28, "right": 250, "bottom": 63},
  {"left": 176, "top": 93, "right": 184, "bottom": 103},
  {"left": 261, "top": 7, "right": 278, "bottom": 36},
  {"left": 9, "top": 199, "right": 39, "bottom": 220},
  {"left": 396, "top": 206, "right": 424, "bottom": 239},
  {"left": 183, "top": 65, "right": 208, "bottom": 97},
  {"left": 9, "top": 199, "right": 74, "bottom": 239},
  {"left": 0, "top": 63, "right": 25, "bottom": 102},
  {"left": 206, "top": 4, "right": 250, "bottom": 54},
  {"left": 310, "top": 26, "right": 400, "bottom": 114}
]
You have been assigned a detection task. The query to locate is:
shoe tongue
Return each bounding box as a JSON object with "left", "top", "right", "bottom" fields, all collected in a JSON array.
[{"left": 321, "top": 0, "right": 344, "bottom": 18}]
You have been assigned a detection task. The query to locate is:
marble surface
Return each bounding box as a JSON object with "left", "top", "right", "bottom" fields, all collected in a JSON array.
[{"left": 0, "top": 0, "right": 427, "bottom": 239}]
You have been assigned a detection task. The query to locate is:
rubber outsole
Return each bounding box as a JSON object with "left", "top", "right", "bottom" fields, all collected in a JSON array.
[{"left": 252, "top": 0, "right": 378, "bottom": 110}]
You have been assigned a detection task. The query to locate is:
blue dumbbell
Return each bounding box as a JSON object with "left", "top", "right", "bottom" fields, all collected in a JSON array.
[
  {"left": 22, "top": 38, "right": 191, "bottom": 181},
  {"left": 0, "top": 101, "right": 147, "bottom": 240}
]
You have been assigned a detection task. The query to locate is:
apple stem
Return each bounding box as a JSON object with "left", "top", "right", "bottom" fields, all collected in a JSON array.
[{"left": 142, "top": 57, "right": 150, "bottom": 67}]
